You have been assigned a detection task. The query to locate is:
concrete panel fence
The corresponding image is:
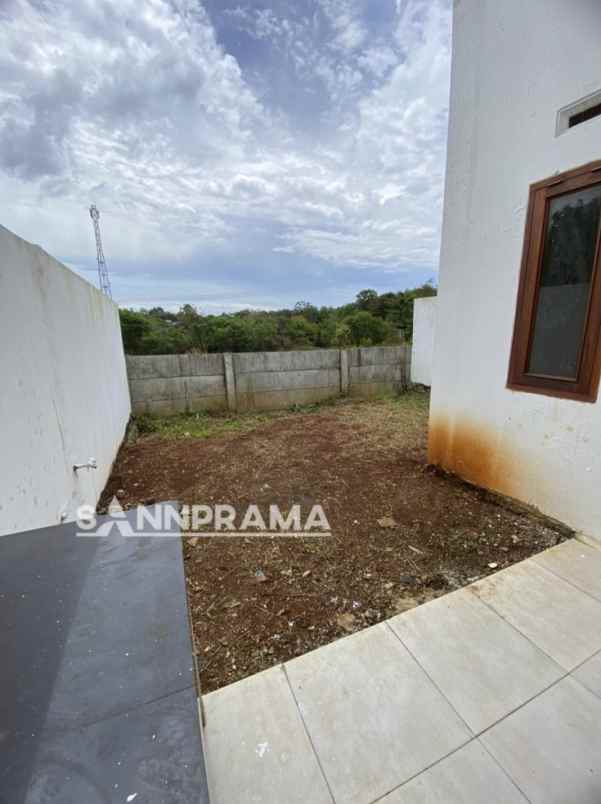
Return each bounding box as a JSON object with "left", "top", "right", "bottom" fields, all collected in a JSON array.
[{"left": 127, "top": 345, "right": 411, "bottom": 415}]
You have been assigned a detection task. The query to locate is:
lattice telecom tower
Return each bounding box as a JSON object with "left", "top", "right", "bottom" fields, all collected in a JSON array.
[{"left": 89, "top": 205, "right": 112, "bottom": 298}]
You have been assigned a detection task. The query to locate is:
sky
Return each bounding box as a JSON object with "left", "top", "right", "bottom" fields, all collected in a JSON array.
[{"left": 1, "top": 0, "right": 452, "bottom": 312}]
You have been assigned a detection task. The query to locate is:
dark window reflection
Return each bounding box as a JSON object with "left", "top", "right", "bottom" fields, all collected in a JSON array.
[{"left": 528, "top": 185, "right": 601, "bottom": 379}]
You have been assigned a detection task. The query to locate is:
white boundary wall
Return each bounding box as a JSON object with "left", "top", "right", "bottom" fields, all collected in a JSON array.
[
  {"left": 0, "top": 225, "right": 131, "bottom": 536},
  {"left": 411, "top": 297, "right": 437, "bottom": 387},
  {"left": 430, "top": 0, "right": 601, "bottom": 542}
]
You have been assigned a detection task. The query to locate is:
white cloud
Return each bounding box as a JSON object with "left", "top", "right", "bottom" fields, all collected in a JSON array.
[
  {"left": 318, "top": 0, "right": 367, "bottom": 53},
  {"left": 357, "top": 45, "right": 398, "bottom": 78},
  {"left": 1, "top": 0, "right": 451, "bottom": 304}
]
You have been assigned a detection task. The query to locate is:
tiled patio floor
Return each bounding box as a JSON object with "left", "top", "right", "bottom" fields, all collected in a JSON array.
[{"left": 203, "top": 539, "right": 601, "bottom": 804}]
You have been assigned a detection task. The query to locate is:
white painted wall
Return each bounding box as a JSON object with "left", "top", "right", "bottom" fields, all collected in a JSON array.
[
  {"left": 430, "top": 0, "right": 601, "bottom": 540},
  {"left": 411, "top": 297, "right": 437, "bottom": 386},
  {"left": 0, "top": 225, "right": 131, "bottom": 536}
]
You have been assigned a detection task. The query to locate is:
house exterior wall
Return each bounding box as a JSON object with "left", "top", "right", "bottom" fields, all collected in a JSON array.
[
  {"left": 0, "top": 225, "right": 131, "bottom": 536},
  {"left": 411, "top": 297, "right": 437, "bottom": 386},
  {"left": 430, "top": 0, "right": 601, "bottom": 540}
]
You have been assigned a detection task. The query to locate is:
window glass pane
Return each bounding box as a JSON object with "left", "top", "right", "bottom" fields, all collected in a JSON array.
[{"left": 528, "top": 184, "right": 601, "bottom": 379}]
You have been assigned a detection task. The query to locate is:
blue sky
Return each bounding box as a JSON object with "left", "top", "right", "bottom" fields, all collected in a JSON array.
[{"left": 1, "top": 0, "right": 451, "bottom": 311}]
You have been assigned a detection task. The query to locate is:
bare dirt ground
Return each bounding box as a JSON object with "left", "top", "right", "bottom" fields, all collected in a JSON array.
[{"left": 100, "top": 389, "right": 570, "bottom": 693}]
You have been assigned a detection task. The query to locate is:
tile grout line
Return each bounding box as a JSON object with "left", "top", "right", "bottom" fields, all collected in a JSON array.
[
  {"left": 287, "top": 609, "right": 545, "bottom": 804},
  {"left": 386, "top": 592, "right": 576, "bottom": 738},
  {"left": 368, "top": 604, "right": 579, "bottom": 804},
  {"left": 571, "top": 675, "right": 601, "bottom": 701},
  {"left": 564, "top": 643, "right": 601, "bottom": 677},
  {"left": 381, "top": 600, "right": 581, "bottom": 800},
  {"left": 367, "top": 732, "right": 535, "bottom": 804},
  {"left": 471, "top": 670, "right": 601, "bottom": 801},
  {"left": 281, "top": 663, "right": 337, "bottom": 804},
  {"left": 465, "top": 584, "right": 574, "bottom": 672},
  {"left": 201, "top": 548, "right": 599, "bottom": 804},
  {"left": 367, "top": 620, "right": 476, "bottom": 801},
  {"left": 389, "top": 582, "right": 601, "bottom": 740},
  {"left": 382, "top": 587, "right": 576, "bottom": 741},
  {"left": 475, "top": 648, "right": 601, "bottom": 796},
  {"left": 531, "top": 553, "right": 601, "bottom": 605},
  {"left": 367, "top": 738, "right": 476, "bottom": 804},
  {"left": 476, "top": 736, "right": 534, "bottom": 804},
  {"left": 383, "top": 620, "right": 476, "bottom": 738},
  {"left": 368, "top": 658, "right": 568, "bottom": 804},
  {"left": 567, "top": 645, "right": 601, "bottom": 701},
  {"left": 476, "top": 672, "right": 569, "bottom": 740}
]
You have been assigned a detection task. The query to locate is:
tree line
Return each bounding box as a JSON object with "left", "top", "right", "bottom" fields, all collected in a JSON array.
[{"left": 119, "top": 283, "right": 436, "bottom": 354}]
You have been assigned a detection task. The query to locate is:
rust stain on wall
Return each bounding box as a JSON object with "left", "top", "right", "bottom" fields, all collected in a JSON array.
[{"left": 428, "top": 414, "right": 520, "bottom": 500}]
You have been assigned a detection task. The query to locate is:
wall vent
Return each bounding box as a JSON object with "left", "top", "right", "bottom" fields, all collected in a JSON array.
[{"left": 557, "top": 90, "right": 601, "bottom": 136}]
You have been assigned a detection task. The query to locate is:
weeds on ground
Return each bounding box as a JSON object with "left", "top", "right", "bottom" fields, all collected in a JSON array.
[
  {"left": 133, "top": 386, "right": 430, "bottom": 442},
  {"left": 135, "top": 410, "right": 273, "bottom": 439},
  {"left": 337, "top": 387, "right": 430, "bottom": 452}
]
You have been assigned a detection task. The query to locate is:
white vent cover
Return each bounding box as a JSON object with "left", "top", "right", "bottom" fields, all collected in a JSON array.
[{"left": 556, "top": 89, "right": 601, "bottom": 136}]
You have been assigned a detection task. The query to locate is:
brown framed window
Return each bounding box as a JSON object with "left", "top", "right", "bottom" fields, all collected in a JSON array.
[{"left": 508, "top": 160, "right": 601, "bottom": 402}]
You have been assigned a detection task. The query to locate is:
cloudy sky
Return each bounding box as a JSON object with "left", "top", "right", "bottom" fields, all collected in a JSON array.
[{"left": 1, "top": 0, "right": 451, "bottom": 311}]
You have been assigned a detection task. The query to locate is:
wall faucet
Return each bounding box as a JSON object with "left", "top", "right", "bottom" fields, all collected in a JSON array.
[{"left": 73, "top": 458, "right": 98, "bottom": 471}]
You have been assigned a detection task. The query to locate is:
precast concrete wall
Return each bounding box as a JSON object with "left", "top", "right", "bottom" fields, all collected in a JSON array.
[
  {"left": 126, "top": 353, "right": 227, "bottom": 415},
  {"left": 127, "top": 344, "right": 410, "bottom": 415}
]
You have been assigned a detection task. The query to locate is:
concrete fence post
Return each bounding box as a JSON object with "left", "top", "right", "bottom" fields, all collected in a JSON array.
[
  {"left": 340, "top": 349, "right": 350, "bottom": 395},
  {"left": 223, "top": 353, "right": 237, "bottom": 411}
]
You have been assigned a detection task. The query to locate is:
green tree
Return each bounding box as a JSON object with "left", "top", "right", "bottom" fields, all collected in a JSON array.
[
  {"left": 333, "top": 322, "right": 352, "bottom": 347},
  {"left": 118, "top": 282, "right": 436, "bottom": 354},
  {"left": 345, "top": 311, "right": 389, "bottom": 346},
  {"left": 355, "top": 289, "right": 378, "bottom": 311},
  {"left": 284, "top": 316, "right": 319, "bottom": 348},
  {"left": 316, "top": 316, "right": 337, "bottom": 347},
  {"left": 247, "top": 317, "right": 279, "bottom": 351},
  {"left": 147, "top": 306, "right": 178, "bottom": 322},
  {"left": 293, "top": 301, "right": 320, "bottom": 323},
  {"left": 139, "top": 328, "right": 191, "bottom": 354},
  {"left": 119, "top": 309, "right": 151, "bottom": 353},
  {"left": 207, "top": 318, "right": 253, "bottom": 353}
]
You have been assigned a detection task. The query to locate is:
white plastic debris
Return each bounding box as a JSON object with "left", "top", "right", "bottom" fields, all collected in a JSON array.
[{"left": 256, "top": 742, "right": 269, "bottom": 758}]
